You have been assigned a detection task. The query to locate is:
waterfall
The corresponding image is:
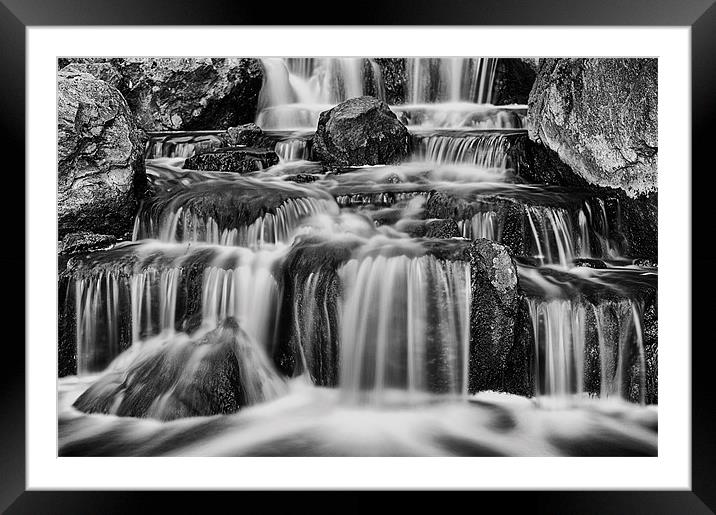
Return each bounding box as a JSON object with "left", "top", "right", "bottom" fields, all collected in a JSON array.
[
  {"left": 75, "top": 271, "right": 124, "bottom": 374},
  {"left": 200, "top": 251, "right": 282, "bottom": 351},
  {"left": 255, "top": 57, "right": 512, "bottom": 130},
  {"left": 256, "top": 57, "right": 385, "bottom": 129},
  {"left": 415, "top": 133, "right": 510, "bottom": 169},
  {"left": 407, "top": 58, "right": 498, "bottom": 104},
  {"left": 275, "top": 139, "right": 309, "bottom": 162},
  {"left": 338, "top": 254, "right": 471, "bottom": 403},
  {"left": 459, "top": 212, "right": 498, "bottom": 240},
  {"left": 135, "top": 189, "right": 337, "bottom": 248},
  {"left": 525, "top": 206, "right": 576, "bottom": 267},
  {"left": 527, "top": 297, "right": 646, "bottom": 405}
]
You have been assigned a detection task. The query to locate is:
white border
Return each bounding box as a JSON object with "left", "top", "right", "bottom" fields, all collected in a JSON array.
[{"left": 27, "top": 27, "right": 691, "bottom": 490}]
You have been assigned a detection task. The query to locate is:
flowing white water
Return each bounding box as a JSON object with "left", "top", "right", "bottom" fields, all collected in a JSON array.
[
  {"left": 408, "top": 58, "right": 497, "bottom": 104},
  {"left": 527, "top": 296, "right": 646, "bottom": 406},
  {"left": 200, "top": 248, "right": 283, "bottom": 351},
  {"left": 256, "top": 57, "right": 384, "bottom": 129},
  {"left": 338, "top": 254, "right": 471, "bottom": 403}
]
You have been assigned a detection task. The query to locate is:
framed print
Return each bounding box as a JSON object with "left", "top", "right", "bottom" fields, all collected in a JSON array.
[{"left": 5, "top": 0, "right": 715, "bottom": 511}]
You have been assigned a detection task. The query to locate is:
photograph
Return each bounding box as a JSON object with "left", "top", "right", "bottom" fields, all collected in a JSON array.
[{"left": 55, "top": 56, "right": 659, "bottom": 457}]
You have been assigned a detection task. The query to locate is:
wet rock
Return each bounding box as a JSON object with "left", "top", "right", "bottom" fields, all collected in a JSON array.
[
  {"left": 183, "top": 147, "right": 279, "bottom": 173},
  {"left": 73, "top": 318, "right": 285, "bottom": 420},
  {"left": 274, "top": 237, "right": 357, "bottom": 385},
  {"left": 313, "top": 96, "right": 410, "bottom": 167},
  {"left": 374, "top": 58, "right": 408, "bottom": 105},
  {"left": 58, "top": 70, "right": 147, "bottom": 239},
  {"left": 396, "top": 219, "right": 460, "bottom": 239},
  {"left": 467, "top": 239, "right": 532, "bottom": 396},
  {"left": 492, "top": 58, "right": 537, "bottom": 105},
  {"left": 528, "top": 59, "right": 657, "bottom": 197},
  {"left": 62, "top": 58, "right": 264, "bottom": 131},
  {"left": 223, "top": 122, "right": 275, "bottom": 149},
  {"left": 59, "top": 231, "right": 117, "bottom": 256}
]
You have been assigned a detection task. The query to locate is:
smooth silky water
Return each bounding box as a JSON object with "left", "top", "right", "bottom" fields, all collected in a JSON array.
[{"left": 59, "top": 57, "right": 657, "bottom": 456}]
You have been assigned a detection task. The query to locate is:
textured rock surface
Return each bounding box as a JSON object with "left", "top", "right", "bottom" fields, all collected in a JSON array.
[
  {"left": 467, "top": 239, "right": 533, "bottom": 396},
  {"left": 60, "top": 61, "right": 124, "bottom": 88},
  {"left": 528, "top": 58, "right": 657, "bottom": 197},
  {"left": 58, "top": 70, "right": 146, "bottom": 239},
  {"left": 492, "top": 58, "right": 537, "bottom": 105},
  {"left": 183, "top": 147, "right": 279, "bottom": 173},
  {"left": 313, "top": 96, "right": 410, "bottom": 167},
  {"left": 223, "top": 122, "right": 274, "bottom": 148},
  {"left": 61, "top": 58, "right": 263, "bottom": 131},
  {"left": 374, "top": 58, "right": 408, "bottom": 105},
  {"left": 72, "top": 318, "right": 285, "bottom": 420}
]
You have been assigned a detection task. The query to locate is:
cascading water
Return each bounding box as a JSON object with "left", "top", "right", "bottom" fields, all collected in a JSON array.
[
  {"left": 59, "top": 56, "right": 657, "bottom": 458},
  {"left": 339, "top": 253, "right": 471, "bottom": 403},
  {"left": 255, "top": 57, "right": 525, "bottom": 130},
  {"left": 256, "top": 57, "right": 385, "bottom": 129},
  {"left": 407, "top": 58, "right": 497, "bottom": 105}
]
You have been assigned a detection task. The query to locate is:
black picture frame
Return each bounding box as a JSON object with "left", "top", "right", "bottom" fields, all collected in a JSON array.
[{"left": 4, "top": 0, "right": 713, "bottom": 512}]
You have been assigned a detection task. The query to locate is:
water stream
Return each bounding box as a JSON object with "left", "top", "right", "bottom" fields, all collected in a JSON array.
[{"left": 59, "top": 57, "right": 657, "bottom": 456}]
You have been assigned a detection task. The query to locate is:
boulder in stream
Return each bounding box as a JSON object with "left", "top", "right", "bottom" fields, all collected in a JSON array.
[
  {"left": 528, "top": 58, "right": 657, "bottom": 197},
  {"left": 73, "top": 318, "right": 286, "bottom": 420},
  {"left": 313, "top": 96, "right": 410, "bottom": 167},
  {"left": 58, "top": 70, "right": 147, "bottom": 239},
  {"left": 467, "top": 239, "right": 533, "bottom": 396}
]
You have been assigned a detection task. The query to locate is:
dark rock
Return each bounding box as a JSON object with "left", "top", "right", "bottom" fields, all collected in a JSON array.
[
  {"left": 59, "top": 231, "right": 117, "bottom": 256},
  {"left": 573, "top": 258, "right": 608, "bottom": 269},
  {"left": 273, "top": 237, "right": 358, "bottom": 385},
  {"left": 285, "top": 173, "right": 321, "bottom": 183},
  {"left": 62, "top": 58, "right": 264, "bottom": 131},
  {"left": 528, "top": 58, "right": 657, "bottom": 197},
  {"left": 467, "top": 239, "right": 532, "bottom": 396},
  {"left": 374, "top": 58, "right": 408, "bottom": 105},
  {"left": 396, "top": 219, "right": 460, "bottom": 239},
  {"left": 58, "top": 70, "right": 146, "bottom": 239},
  {"left": 223, "top": 122, "right": 274, "bottom": 149},
  {"left": 492, "top": 58, "right": 537, "bottom": 105},
  {"left": 183, "top": 147, "right": 279, "bottom": 173},
  {"left": 72, "top": 318, "right": 285, "bottom": 420},
  {"left": 313, "top": 96, "right": 410, "bottom": 167}
]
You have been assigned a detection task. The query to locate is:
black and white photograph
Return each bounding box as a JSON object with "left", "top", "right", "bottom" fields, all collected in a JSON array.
[{"left": 54, "top": 56, "right": 659, "bottom": 457}]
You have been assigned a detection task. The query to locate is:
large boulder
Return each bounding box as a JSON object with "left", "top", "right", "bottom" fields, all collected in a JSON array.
[
  {"left": 58, "top": 70, "right": 146, "bottom": 239},
  {"left": 72, "top": 318, "right": 286, "bottom": 421},
  {"left": 467, "top": 239, "right": 533, "bottom": 396},
  {"left": 528, "top": 58, "right": 657, "bottom": 197},
  {"left": 60, "top": 58, "right": 264, "bottom": 131},
  {"left": 117, "top": 58, "right": 263, "bottom": 130},
  {"left": 313, "top": 96, "right": 410, "bottom": 167}
]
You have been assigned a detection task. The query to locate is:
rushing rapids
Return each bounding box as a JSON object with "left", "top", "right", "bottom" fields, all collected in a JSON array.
[{"left": 58, "top": 56, "right": 657, "bottom": 457}]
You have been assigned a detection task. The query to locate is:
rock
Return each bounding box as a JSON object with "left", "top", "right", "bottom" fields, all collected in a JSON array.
[
  {"left": 223, "top": 122, "right": 274, "bottom": 149},
  {"left": 492, "top": 58, "right": 537, "bottom": 105},
  {"left": 72, "top": 318, "right": 286, "bottom": 420},
  {"left": 528, "top": 58, "right": 657, "bottom": 197},
  {"left": 59, "top": 231, "right": 117, "bottom": 256},
  {"left": 467, "top": 239, "right": 533, "bottom": 396},
  {"left": 273, "top": 237, "right": 357, "bottom": 386},
  {"left": 374, "top": 58, "right": 408, "bottom": 105},
  {"left": 58, "top": 70, "right": 146, "bottom": 239},
  {"left": 60, "top": 61, "right": 123, "bottom": 89},
  {"left": 313, "top": 96, "right": 410, "bottom": 167},
  {"left": 62, "top": 58, "right": 264, "bottom": 131},
  {"left": 183, "top": 147, "right": 279, "bottom": 173}
]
